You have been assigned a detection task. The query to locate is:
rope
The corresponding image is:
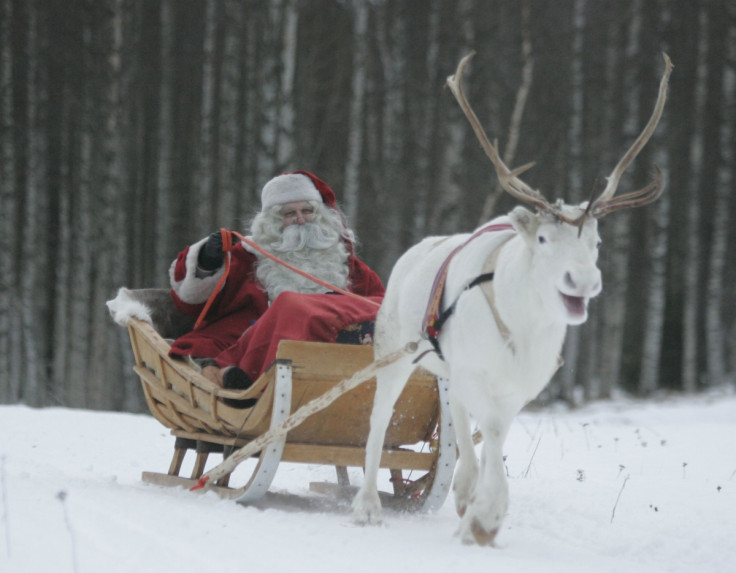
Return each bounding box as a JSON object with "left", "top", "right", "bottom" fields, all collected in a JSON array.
[
  {"left": 191, "top": 340, "right": 419, "bottom": 490},
  {"left": 193, "top": 228, "right": 380, "bottom": 331},
  {"left": 232, "top": 231, "right": 380, "bottom": 308},
  {"left": 193, "top": 229, "right": 233, "bottom": 331}
]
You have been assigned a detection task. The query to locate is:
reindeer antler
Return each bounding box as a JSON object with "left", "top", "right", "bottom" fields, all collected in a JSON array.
[
  {"left": 590, "top": 53, "right": 673, "bottom": 217},
  {"left": 447, "top": 51, "right": 673, "bottom": 224},
  {"left": 446, "top": 52, "right": 568, "bottom": 219}
]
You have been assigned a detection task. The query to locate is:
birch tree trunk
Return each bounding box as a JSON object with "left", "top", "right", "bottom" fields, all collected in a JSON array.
[
  {"left": 596, "top": 16, "right": 630, "bottom": 399},
  {"left": 477, "top": 0, "right": 534, "bottom": 226},
  {"left": 155, "top": 0, "right": 175, "bottom": 280},
  {"left": 216, "top": 0, "right": 241, "bottom": 226},
  {"left": 638, "top": 65, "right": 672, "bottom": 393},
  {"left": 277, "top": 0, "right": 297, "bottom": 169},
  {"left": 343, "top": 0, "right": 368, "bottom": 224},
  {"left": 65, "top": 85, "right": 94, "bottom": 407},
  {"left": 430, "top": 0, "right": 474, "bottom": 235},
  {"left": 559, "top": 0, "right": 586, "bottom": 404},
  {"left": 0, "top": 0, "right": 15, "bottom": 402},
  {"left": 20, "top": 2, "right": 47, "bottom": 406},
  {"left": 682, "top": 9, "right": 708, "bottom": 392},
  {"left": 373, "top": 2, "right": 406, "bottom": 273},
  {"left": 193, "top": 0, "right": 218, "bottom": 234},
  {"left": 7, "top": 0, "right": 28, "bottom": 404},
  {"left": 638, "top": 165, "right": 670, "bottom": 394},
  {"left": 256, "top": 4, "right": 283, "bottom": 184},
  {"left": 89, "top": 0, "right": 126, "bottom": 410},
  {"left": 49, "top": 6, "right": 77, "bottom": 408},
  {"left": 704, "top": 5, "right": 732, "bottom": 387},
  {"left": 658, "top": 0, "right": 700, "bottom": 392}
]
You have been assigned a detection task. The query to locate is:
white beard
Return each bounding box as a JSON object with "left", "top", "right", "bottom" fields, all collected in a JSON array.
[{"left": 254, "top": 223, "right": 350, "bottom": 301}]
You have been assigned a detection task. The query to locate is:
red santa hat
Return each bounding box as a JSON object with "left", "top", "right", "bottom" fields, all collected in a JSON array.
[{"left": 260, "top": 171, "right": 337, "bottom": 211}]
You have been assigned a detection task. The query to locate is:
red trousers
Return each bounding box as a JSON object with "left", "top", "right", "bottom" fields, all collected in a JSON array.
[{"left": 214, "top": 291, "right": 382, "bottom": 381}]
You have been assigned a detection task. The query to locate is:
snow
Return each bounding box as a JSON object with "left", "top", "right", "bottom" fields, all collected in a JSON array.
[{"left": 1, "top": 388, "right": 735, "bottom": 573}]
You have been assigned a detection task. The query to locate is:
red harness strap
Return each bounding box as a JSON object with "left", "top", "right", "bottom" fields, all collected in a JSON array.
[{"left": 422, "top": 223, "right": 514, "bottom": 341}]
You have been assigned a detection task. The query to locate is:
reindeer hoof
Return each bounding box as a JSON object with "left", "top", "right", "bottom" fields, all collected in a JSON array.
[
  {"left": 456, "top": 503, "right": 467, "bottom": 518},
  {"left": 351, "top": 491, "right": 384, "bottom": 526},
  {"left": 353, "top": 514, "right": 383, "bottom": 526},
  {"left": 470, "top": 518, "right": 498, "bottom": 546},
  {"left": 351, "top": 505, "right": 383, "bottom": 526}
]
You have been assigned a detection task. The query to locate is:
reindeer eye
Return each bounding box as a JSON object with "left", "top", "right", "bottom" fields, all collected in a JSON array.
[{"left": 538, "top": 235, "right": 547, "bottom": 245}]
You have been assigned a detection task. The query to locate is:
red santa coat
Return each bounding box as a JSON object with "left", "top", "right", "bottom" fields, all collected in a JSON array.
[{"left": 168, "top": 236, "right": 385, "bottom": 379}]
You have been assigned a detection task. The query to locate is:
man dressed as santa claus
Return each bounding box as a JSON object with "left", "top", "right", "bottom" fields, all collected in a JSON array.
[{"left": 168, "top": 171, "right": 384, "bottom": 395}]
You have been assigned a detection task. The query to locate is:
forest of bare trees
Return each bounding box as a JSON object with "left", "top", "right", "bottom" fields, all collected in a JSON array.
[{"left": 1, "top": 0, "right": 735, "bottom": 412}]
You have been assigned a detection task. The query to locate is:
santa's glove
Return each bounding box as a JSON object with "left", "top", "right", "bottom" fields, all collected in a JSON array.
[{"left": 197, "top": 231, "right": 227, "bottom": 271}]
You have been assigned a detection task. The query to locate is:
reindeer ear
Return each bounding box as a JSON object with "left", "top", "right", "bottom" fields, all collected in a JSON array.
[{"left": 509, "top": 206, "right": 539, "bottom": 239}]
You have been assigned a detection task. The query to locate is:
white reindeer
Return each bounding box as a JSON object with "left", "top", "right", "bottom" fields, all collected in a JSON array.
[{"left": 352, "top": 52, "right": 672, "bottom": 545}]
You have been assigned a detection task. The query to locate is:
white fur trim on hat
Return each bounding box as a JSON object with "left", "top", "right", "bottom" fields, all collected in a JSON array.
[{"left": 261, "top": 173, "right": 321, "bottom": 211}]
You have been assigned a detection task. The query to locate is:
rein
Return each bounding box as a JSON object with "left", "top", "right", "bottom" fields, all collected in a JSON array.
[{"left": 192, "top": 228, "right": 380, "bottom": 331}]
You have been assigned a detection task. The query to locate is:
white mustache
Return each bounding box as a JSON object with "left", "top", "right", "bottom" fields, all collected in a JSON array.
[{"left": 271, "top": 222, "right": 340, "bottom": 252}]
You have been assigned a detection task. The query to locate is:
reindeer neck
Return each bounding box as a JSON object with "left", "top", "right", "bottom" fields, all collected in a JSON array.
[{"left": 492, "top": 238, "right": 568, "bottom": 345}]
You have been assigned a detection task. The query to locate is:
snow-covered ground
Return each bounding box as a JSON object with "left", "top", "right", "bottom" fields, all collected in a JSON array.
[{"left": 1, "top": 388, "right": 734, "bottom": 573}]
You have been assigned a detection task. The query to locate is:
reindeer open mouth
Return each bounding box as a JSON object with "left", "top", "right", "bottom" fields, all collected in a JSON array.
[{"left": 561, "top": 292, "right": 586, "bottom": 317}]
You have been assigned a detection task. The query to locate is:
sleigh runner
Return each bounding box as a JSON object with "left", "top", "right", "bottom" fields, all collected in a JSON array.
[{"left": 126, "top": 314, "right": 456, "bottom": 510}]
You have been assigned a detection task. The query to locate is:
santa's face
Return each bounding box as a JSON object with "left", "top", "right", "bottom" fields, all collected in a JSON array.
[
  {"left": 250, "top": 200, "right": 352, "bottom": 301},
  {"left": 280, "top": 201, "right": 315, "bottom": 228}
]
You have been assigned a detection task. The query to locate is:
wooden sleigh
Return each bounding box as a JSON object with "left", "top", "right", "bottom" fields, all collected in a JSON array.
[{"left": 127, "top": 316, "right": 456, "bottom": 511}]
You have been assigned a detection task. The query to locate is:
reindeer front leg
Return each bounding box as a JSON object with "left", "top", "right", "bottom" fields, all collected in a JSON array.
[{"left": 455, "top": 388, "right": 521, "bottom": 546}]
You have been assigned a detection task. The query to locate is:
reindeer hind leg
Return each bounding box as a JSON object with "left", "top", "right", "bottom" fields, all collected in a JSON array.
[
  {"left": 351, "top": 356, "right": 416, "bottom": 524},
  {"left": 449, "top": 398, "right": 478, "bottom": 519}
]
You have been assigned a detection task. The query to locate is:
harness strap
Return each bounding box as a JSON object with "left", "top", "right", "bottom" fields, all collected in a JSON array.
[
  {"left": 422, "top": 223, "right": 514, "bottom": 338},
  {"left": 426, "top": 271, "right": 496, "bottom": 360},
  {"left": 479, "top": 240, "right": 516, "bottom": 353},
  {"left": 433, "top": 272, "right": 496, "bottom": 334},
  {"left": 422, "top": 223, "right": 514, "bottom": 358}
]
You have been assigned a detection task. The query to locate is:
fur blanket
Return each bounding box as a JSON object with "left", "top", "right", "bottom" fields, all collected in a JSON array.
[{"left": 106, "top": 287, "right": 195, "bottom": 340}]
